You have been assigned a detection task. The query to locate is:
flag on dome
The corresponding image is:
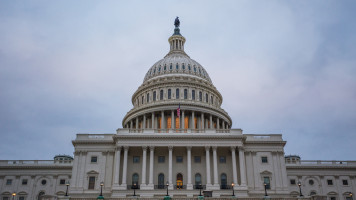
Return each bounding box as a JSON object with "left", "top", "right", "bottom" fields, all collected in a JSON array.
[{"left": 177, "top": 104, "right": 180, "bottom": 117}]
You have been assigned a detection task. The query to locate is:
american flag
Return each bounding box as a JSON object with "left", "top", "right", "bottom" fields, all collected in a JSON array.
[{"left": 177, "top": 104, "right": 180, "bottom": 117}]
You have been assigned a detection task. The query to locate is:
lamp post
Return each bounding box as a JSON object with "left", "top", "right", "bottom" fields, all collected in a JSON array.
[
  {"left": 12, "top": 193, "right": 16, "bottom": 200},
  {"left": 231, "top": 182, "right": 235, "bottom": 197},
  {"left": 133, "top": 183, "right": 137, "bottom": 197},
  {"left": 350, "top": 192, "right": 353, "bottom": 200},
  {"left": 166, "top": 181, "right": 169, "bottom": 196},
  {"left": 298, "top": 181, "right": 303, "bottom": 197},
  {"left": 264, "top": 183, "right": 268, "bottom": 197},
  {"left": 199, "top": 183, "right": 203, "bottom": 197},
  {"left": 65, "top": 181, "right": 70, "bottom": 196},
  {"left": 99, "top": 181, "right": 104, "bottom": 197}
]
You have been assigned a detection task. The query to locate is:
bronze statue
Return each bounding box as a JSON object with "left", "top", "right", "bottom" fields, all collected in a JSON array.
[{"left": 174, "top": 17, "right": 180, "bottom": 28}]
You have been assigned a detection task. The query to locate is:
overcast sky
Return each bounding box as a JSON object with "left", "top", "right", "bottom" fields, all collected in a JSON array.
[{"left": 0, "top": 1, "right": 355, "bottom": 161}]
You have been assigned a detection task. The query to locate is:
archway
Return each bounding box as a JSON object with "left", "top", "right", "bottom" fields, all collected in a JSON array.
[{"left": 176, "top": 173, "right": 183, "bottom": 189}]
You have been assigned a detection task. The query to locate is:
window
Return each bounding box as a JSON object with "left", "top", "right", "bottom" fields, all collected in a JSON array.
[
  {"left": 91, "top": 156, "right": 97, "bottom": 163},
  {"left": 192, "top": 90, "right": 195, "bottom": 100},
  {"left": 182, "top": 63, "right": 185, "bottom": 70},
  {"left": 147, "top": 93, "right": 150, "bottom": 103},
  {"left": 188, "top": 65, "right": 191, "bottom": 71},
  {"left": 141, "top": 96, "right": 144, "bottom": 104},
  {"left": 158, "top": 156, "right": 165, "bottom": 163},
  {"left": 264, "top": 177, "right": 271, "bottom": 189},
  {"left": 290, "top": 179, "right": 296, "bottom": 185},
  {"left": 309, "top": 179, "right": 314, "bottom": 185},
  {"left": 170, "top": 63, "right": 172, "bottom": 70},
  {"left": 158, "top": 66, "right": 161, "bottom": 72},
  {"left": 6, "top": 179, "right": 12, "bottom": 185},
  {"left": 88, "top": 176, "right": 95, "bottom": 189},
  {"left": 194, "top": 66, "right": 196, "bottom": 72},
  {"left": 19, "top": 197, "right": 25, "bottom": 200},
  {"left": 3, "top": 197, "right": 9, "bottom": 200},
  {"left": 327, "top": 179, "right": 333, "bottom": 185},
  {"left": 330, "top": 197, "right": 336, "bottom": 200},
  {"left": 219, "top": 156, "right": 226, "bottom": 163},
  {"left": 160, "top": 90, "right": 163, "bottom": 100},
  {"left": 164, "top": 65, "right": 166, "bottom": 71},
  {"left": 221, "top": 173, "right": 227, "bottom": 189},
  {"left": 60, "top": 179, "right": 66, "bottom": 185},
  {"left": 176, "top": 156, "right": 183, "bottom": 163},
  {"left": 176, "top": 63, "right": 179, "bottom": 70},
  {"left": 176, "top": 89, "right": 179, "bottom": 99},
  {"left": 194, "top": 156, "right": 201, "bottom": 163},
  {"left": 22, "top": 179, "right": 28, "bottom": 185},
  {"left": 199, "top": 91, "right": 202, "bottom": 101},
  {"left": 261, "top": 156, "right": 268, "bottom": 163},
  {"left": 184, "top": 89, "right": 187, "bottom": 99},
  {"left": 153, "top": 91, "right": 156, "bottom": 101},
  {"left": 310, "top": 191, "right": 316, "bottom": 196},
  {"left": 205, "top": 93, "right": 208, "bottom": 103},
  {"left": 168, "top": 89, "right": 171, "bottom": 99},
  {"left": 133, "top": 156, "right": 140, "bottom": 163},
  {"left": 194, "top": 173, "right": 201, "bottom": 189},
  {"left": 41, "top": 179, "right": 47, "bottom": 185},
  {"left": 38, "top": 192, "right": 45, "bottom": 200},
  {"left": 342, "top": 180, "right": 348, "bottom": 185},
  {"left": 132, "top": 173, "right": 139, "bottom": 185},
  {"left": 158, "top": 173, "right": 165, "bottom": 189}
]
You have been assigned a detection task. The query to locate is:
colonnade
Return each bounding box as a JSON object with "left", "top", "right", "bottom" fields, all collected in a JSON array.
[
  {"left": 112, "top": 146, "right": 246, "bottom": 190},
  {"left": 125, "top": 110, "right": 230, "bottom": 130}
]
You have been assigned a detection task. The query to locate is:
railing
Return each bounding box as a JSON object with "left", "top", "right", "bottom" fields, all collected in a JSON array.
[
  {"left": 70, "top": 198, "right": 305, "bottom": 200},
  {"left": 286, "top": 160, "right": 356, "bottom": 166},
  {"left": 126, "top": 185, "right": 140, "bottom": 190},
  {"left": 174, "top": 184, "right": 186, "bottom": 190},
  {"left": 0, "top": 160, "right": 72, "bottom": 166},
  {"left": 220, "top": 185, "right": 232, "bottom": 189},
  {"left": 154, "top": 185, "right": 166, "bottom": 189},
  {"left": 119, "top": 128, "right": 243, "bottom": 134},
  {"left": 193, "top": 185, "right": 206, "bottom": 190}
]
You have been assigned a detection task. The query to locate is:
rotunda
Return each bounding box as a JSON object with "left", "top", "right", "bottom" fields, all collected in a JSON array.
[{"left": 122, "top": 20, "right": 232, "bottom": 131}]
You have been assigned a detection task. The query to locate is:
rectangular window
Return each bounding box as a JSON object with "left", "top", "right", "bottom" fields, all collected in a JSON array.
[
  {"left": 192, "top": 90, "right": 195, "bottom": 100},
  {"left": 160, "top": 90, "right": 163, "bottom": 100},
  {"left": 133, "top": 156, "right": 140, "bottom": 163},
  {"left": 88, "top": 176, "right": 95, "bottom": 189},
  {"left": 153, "top": 91, "right": 156, "bottom": 101},
  {"left": 91, "top": 156, "right": 97, "bottom": 163},
  {"left": 22, "top": 179, "right": 28, "bottom": 185},
  {"left": 261, "top": 156, "right": 268, "bottom": 163},
  {"left": 219, "top": 156, "right": 226, "bottom": 163},
  {"left": 147, "top": 93, "right": 150, "bottom": 103},
  {"left": 290, "top": 179, "right": 296, "bottom": 185},
  {"left": 264, "top": 177, "right": 271, "bottom": 189},
  {"left": 206, "top": 93, "right": 208, "bottom": 102},
  {"left": 184, "top": 89, "right": 187, "bottom": 99},
  {"left": 327, "top": 179, "right": 333, "bottom": 185},
  {"left": 176, "top": 89, "right": 180, "bottom": 99},
  {"left": 342, "top": 179, "right": 348, "bottom": 185},
  {"left": 176, "top": 156, "right": 183, "bottom": 163},
  {"left": 6, "top": 179, "right": 12, "bottom": 185},
  {"left": 60, "top": 179, "right": 66, "bottom": 185},
  {"left": 199, "top": 91, "right": 202, "bottom": 101},
  {"left": 158, "top": 156, "right": 165, "bottom": 163},
  {"left": 168, "top": 89, "right": 171, "bottom": 99},
  {"left": 194, "top": 156, "right": 201, "bottom": 163}
]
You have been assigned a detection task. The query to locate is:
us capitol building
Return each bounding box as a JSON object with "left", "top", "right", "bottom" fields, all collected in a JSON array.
[{"left": 1, "top": 19, "right": 355, "bottom": 200}]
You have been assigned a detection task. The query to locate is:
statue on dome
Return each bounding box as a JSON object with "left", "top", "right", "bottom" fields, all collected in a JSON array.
[{"left": 174, "top": 17, "right": 180, "bottom": 28}]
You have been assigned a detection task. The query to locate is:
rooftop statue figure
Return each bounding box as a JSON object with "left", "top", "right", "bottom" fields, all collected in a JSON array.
[{"left": 174, "top": 17, "right": 180, "bottom": 28}]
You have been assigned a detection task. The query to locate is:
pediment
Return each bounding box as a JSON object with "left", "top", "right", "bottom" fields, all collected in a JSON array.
[{"left": 87, "top": 170, "right": 99, "bottom": 174}]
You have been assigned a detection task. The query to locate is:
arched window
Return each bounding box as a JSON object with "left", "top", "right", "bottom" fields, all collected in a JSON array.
[
  {"left": 158, "top": 66, "right": 161, "bottom": 72},
  {"left": 176, "top": 89, "right": 180, "bottom": 99},
  {"left": 205, "top": 93, "right": 208, "bottom": 103},
  {"left": 176, "top": 63, "right": 179, "bottom": 70},
  {"left": 38, "top": 191, "right": 45, "bottom": 200},
  {"left": 184, "top": 89, "right": 188, "bottom": 99},
  {"left": 160, "top": 90, "right": 164, "bottom": 100},
  {"left": 158, "top": 173, "right": 165, "bottom": 189},
  {"left": 192, "top": 90, "right": 195, "bottom": 100},
  {"left": 132, "top": 173, "right": 139, "bottom": 185},
  {"left": 142, "top": 96, "right": 144, "bottom": 105},
  {"left": 221, "top": 173, "right": 227, "bottom": 189},
  {"left": 147, "top": 93, "right": 150, "bottom": 103},
  {"left": 211, "top": 96, "right": 213, "bottom": 104},
  {"left": 199, "top": 68, "right": 201, "bottom": 73},
  {"left": 153, "top": 91, "right": 156, "bottom": 101},
  {"left": 170, "top": 63, "right": 173, "bottom": 70},
  {"left": 182, "top": 63, "right": 185, "bottom": 70},
  {"left": 194, "top": 66, "right": 196, "bottom": 72},
  {"left": 168, "top": 89, "right": 171, "bottom": 99},
  {"left": 195, "top": 173, "right": 201, "bottom": 189},
  {"left": 199, "top": 91, "right": 202, "bottom": 101},
  {"left": 164, "top": 65, "right": 167, "bottom": 71},
  {"left": 177, "top": 173, "right": 183, "bottom": 189},
  {"left": 188, "top": 65, "right": 191, "bottom": 71}
]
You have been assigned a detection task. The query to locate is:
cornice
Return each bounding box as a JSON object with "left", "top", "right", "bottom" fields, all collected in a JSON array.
[
  {"left": 286, "top": 165, "right": 356, "bottom": 170},
  {"left": 72, "top": 140, "right": 115, "bottom": 145},
  {"left": 0, "top": 165, "right": 72, "bottom": 170},
  {"left": 113, "top": 134, "right": 244, "bottom": 141}
]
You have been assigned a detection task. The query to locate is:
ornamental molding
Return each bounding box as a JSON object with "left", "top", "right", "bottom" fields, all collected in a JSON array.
[
  {"left": 286, "top": 166, "right": 356, "bottom": 170},
  {"left": 0, "top": 166, "right": 72, "bottom": 170}
]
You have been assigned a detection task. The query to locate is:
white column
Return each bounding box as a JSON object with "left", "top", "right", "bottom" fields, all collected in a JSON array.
[
  {"left": 191, "top": 111, "right": 195, "bottom": 129},
  {"left": 212, "top": 146, "right": 219, "bottom": 186},
  {"left": 168, "top": 146, "right": 173, "bottom": 188},
  {"left": 171, "top": 110, "right": 175, "bottom": 130},
  {"left": 222, "top": 121, "right": 225, "bottom": 130},
  {"left": 143, "top": 115, "right": 146, "bottom": 129},
  {"left": 231, "top": 146, "right": 238, "bottom": 187},
  {"left": 130, "top": 120, "right": 133, "bottom": 129},
  {"left": 136, "top": 117, "right": 138, "bottom": 129},
  {"left": 187, "top": 146, "right": 193, "bottom": 190},
  {"left": 148, "top": 146, "right": 155, "bottom": 187},
  {"left": 205, "top": 146, "right": 212, "bottom": 186},
  {"left": 121, "top": 146, "right": 129, "bottom": 186},
  {"left": 210, "top": 115, "right": 213, "bottom": 129},
  {"left": 182, "top": 111, "right": 185, "bottom": 129},
  {"left": 141, "top": 146, "right": 147, "bottom": 186},
  {"left": 113, "top": 147, "right": 122, "bottom": 186},
  {"left": 238, "top": 146, "right": 247, "bottom": 187},
  {"left": 201, "top": 113, "right": 204, "bottom": 129},
  {"left": 151, "top": 112, "right": 155, "bottom": 129},
  {"left": 217, "top": 118, "right": 220, "bottom": 129},
  {"left": 161, "top": 111, "right": 165, "bottom": 129}
]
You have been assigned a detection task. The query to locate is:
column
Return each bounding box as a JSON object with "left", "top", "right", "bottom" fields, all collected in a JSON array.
[
  {"left": 182, "top": 111, "right": 185, "bottom": 129},
  {"left": 113, "top": 147, "right": 122, "bottom": 186},
  {"left": 191, "top": 111, "right": 195, "bottom": 129},
  {"left": 217, "top": 118, "right": 220, "bottom": 129},
  {"left": 148, "top": 146, "right": 155, "bottom": 187},
  {"left": 168, "top": 146, "right": 173, "bottom": 188},
  {"left": 121, "top": 146, "right": 129, "bottom": 186},
  {"left": 151, "top": 112, "right": 155, "bottom": 129},
  {"left": 205, "top": 146, "right": 212, "bottom": 186},
  {"left": 141, "top": 146, "right": 147, "bottom": 186},
  {"left": 136, "top": 117, "right": 138, "bottom": 129},
  {"left": 222, "top": 121, "right": 225, "bottom": 130},
  {"left": 171, "top": 110, "right": 175, "bottom": 130},
  {"left": 187, "top": 146, "right": 193, "bottom": 190},
  {"left": 231, "top": 146, "right": 238, "bottom": 187},
  {"left": 238, "top": 147, "right": 247, "bottom": 187},
  {"left": 212, "top": 146, "right": 219, "bottom": 186},
  {"left": 161, "top": 111, "right": 165, "bottom": 129},
  {"left": 210, "top": 115, "right": 213, "bottom": 129},
  {"left": 143, "top": 115, "right": 146, "bottom": 129},
  {"left": 130, "top": 120, "right": 133, "bottom": 129},
  {"left": 201, "top": 113, "right": 204, "bottom": 129}
]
